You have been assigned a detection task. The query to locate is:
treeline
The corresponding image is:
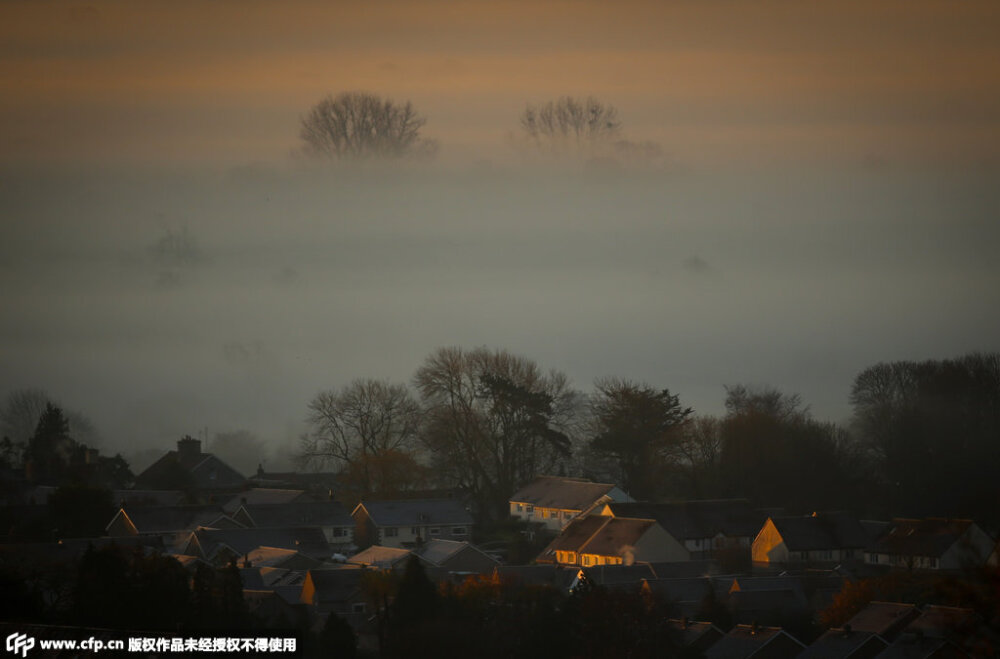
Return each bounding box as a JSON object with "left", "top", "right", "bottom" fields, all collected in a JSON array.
[
  {"left": 0, "top": 399, "right": 132, "bottom": 493},
  {"left": 300, "top": 348, "right": 1000, "bottom": 527}
]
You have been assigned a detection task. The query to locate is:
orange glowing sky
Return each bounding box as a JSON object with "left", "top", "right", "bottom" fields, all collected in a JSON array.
[{"left": 3, "top": 0, "right": 999, "bottom": 167}]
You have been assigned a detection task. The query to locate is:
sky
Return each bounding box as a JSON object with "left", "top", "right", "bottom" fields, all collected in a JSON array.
[{"left": 1, "top": 0, "right": 999, "bottom": 470}]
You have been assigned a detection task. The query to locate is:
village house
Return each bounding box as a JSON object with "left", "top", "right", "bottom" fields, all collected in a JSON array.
[
  {"left": 538, "top": 515, "right": 688, "bottom": 567},
  {"left": 349, "top": 538, "right": 498, "bottom": 574},
  {"left": 300, "top": 566, "right": 370, "bottom": 625},
  {"left": 865, "top": 518, "right": 996, "bottom": 572},
  {"left": 231, "top": 500, "right": 355, "bottom": 549},
  {"left": 351, "top": 498, "right": 473, "bottom": 549},
  {"left": 599, "top": 499, "right": 766, "bottom": 561},
  {"left": 134, "top": 436, "right": 246, "bottom": 491},
  {"left": 183, "top": 526, "right": 332, "bottom": 565},
  {"left": 752, "top": 511, "right": 869, "bottom": 567},
  {"left": 509, "top": 475, "right": 633, "bottom": 531},
  {"left": 724, "top": 576, "right": 811, "bottom": 626}
]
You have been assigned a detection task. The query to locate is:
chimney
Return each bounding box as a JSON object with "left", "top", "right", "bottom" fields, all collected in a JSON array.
[{"left": 177, "top": 435, "right": 202, "bottom": 459}]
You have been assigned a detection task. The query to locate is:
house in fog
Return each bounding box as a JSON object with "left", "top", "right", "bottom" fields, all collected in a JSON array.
[
  {"left": 351, "top": 498, "right": 473, "bottom": 549},
  {"left": 599, "top": 499, "right": 766, "bottom": 561},
  {"left": 232, "top": 501, "right": 355, "bottom": 549},
  {"left": 509, "top": 475, "right": 632, "bottom": 531},
  {"left": 134, "top": 436, "right": 246, "bottom": 491},
  {"left": 865, "top": 518, "right": 996, "bottom": 571},
  {"left": 349, "top": 538, "right": 497, "bottom": 574},
  {"left": 300, "top": 566, "right": 369, "bottom": 626},
  {"left": 752, "top": 511, "right": 868, "bottom": 566},
  {"left": 538, "top": 515, "right": 688, "bottom": 567}
]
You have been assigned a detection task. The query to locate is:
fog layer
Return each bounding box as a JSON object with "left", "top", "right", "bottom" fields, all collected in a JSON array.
[{"left": 2, "top": 163, "right": 997, "bottom": 468}]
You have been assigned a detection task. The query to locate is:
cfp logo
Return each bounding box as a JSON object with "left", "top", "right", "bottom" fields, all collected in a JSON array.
[{"left": 5, "top": 634, "right": 34, "bottom": 658}]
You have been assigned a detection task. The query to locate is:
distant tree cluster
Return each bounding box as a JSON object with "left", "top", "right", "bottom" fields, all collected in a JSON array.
[
  {"left": 850, "top": 353, "right": 1000, "bottom": 522},
  {"left": 0, "top": 391, "right": 132, "bottom": 491},
  {"left": 298, "top": 92, "right": 660, "bottom": 164},
  {"left": 300, "top": 349, "right": 1000, "bottom": 527},
  {"left": 299, "top": 92, "right": 437, "bottom": 161},
  {"left": 520, "top": 96, "right": 621, "bottom": 150}
]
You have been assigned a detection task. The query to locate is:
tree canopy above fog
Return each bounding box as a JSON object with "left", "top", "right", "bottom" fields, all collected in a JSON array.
[{"left": 299, "top": 92, "right": 436, "bottom": 160}]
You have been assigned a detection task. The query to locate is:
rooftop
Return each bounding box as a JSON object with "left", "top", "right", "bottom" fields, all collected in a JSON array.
[{"left": 510, "top": 475, "right": 619, "bottom": 511}]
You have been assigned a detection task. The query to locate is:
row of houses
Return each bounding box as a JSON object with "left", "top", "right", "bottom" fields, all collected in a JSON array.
[{"left": 513, "top": 476, "right": 999, "bottom": 573}]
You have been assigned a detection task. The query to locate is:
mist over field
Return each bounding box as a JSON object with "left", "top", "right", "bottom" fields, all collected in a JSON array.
[
  {"left": 2, "top": 161, "right": 997, "bottom": 470},
  {"left": 2, "top": 0, "right": 999, "bottom": 471}
]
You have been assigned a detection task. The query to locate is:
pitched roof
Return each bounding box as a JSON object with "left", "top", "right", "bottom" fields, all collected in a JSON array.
[
  {"left": 844, "top": 601, "right": 920, "bottom": 638},
  {"left": 580, "top": 517, "right": 655, "bottom": 556},
  {"left": 546, "top": 515, "right": 609, "bottom": 552},
  {"left": 873, "top": 519, "right": 976, "bottom": 558},
  {"left": 665, "top": 619, "right": 725, "bottom": 649},
  {"left": 606, "top": 499, "right": 765, "bottom": 541},
  {"left": 905, "top": 605, "right": 980, "bottom": 639},
  {"left": 348, "top": 545, "right": 414, "bottom": 569},
  {"left": 237, "top": 501, "right": 353, "bottom": 528},
  {"left": 704, "top": 624, "right": 805, "bottom": 659},
  {"left": 109, "top": 505, "right": 233, "bottom": 534},
  {"left": 354, "top": 498, "right": 472, "bottom": 527},
  {"left": 136, "top": 451, "right": 246, "bottom": 490},
  {"left": 415, "top": 538, "right": 493, "bottom": 566},
  {"left": 304, "top": 566, "right": 365, "bottom": 605},
  {"left": 770, "top": 512, "right": 869, "bottom": 552},
  {"left": 243, "top": 546, "right": 322, "bottom": 570},
  {"left": 797, "top": 628, "right": 888, "bottom": 659},
  {"left": 510, "top": 476, "right": 619, "bottom": 511},
  {"left": 223, "top": 489, "right": 309, "bottom": 511},
  {"left": 193, "top": 526, "right": 331, "bottom": 561}
]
